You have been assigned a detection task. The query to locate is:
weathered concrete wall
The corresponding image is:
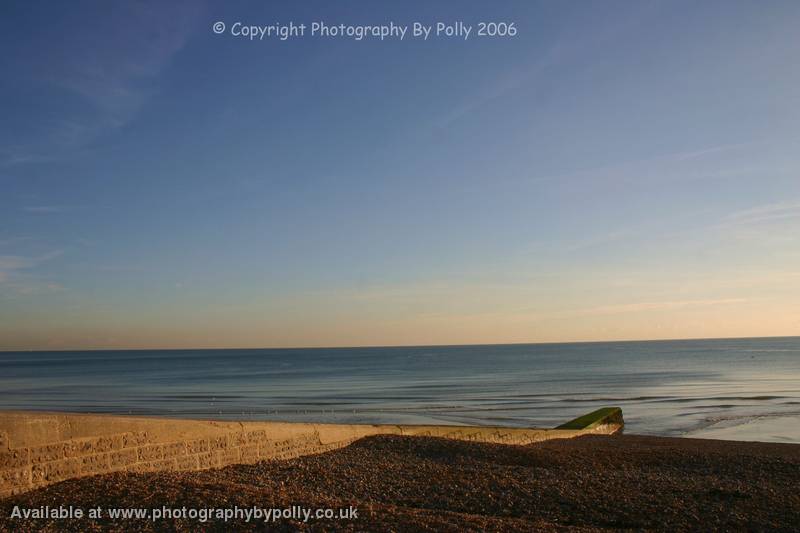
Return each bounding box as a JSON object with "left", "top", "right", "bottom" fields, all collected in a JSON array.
[{"left": 0, "top": 410, "right": 623, "bottom": 498}]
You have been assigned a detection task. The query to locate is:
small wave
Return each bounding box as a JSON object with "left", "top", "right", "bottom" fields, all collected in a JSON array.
[
  {"left": 558, "top": 396, "right": 673, "bottom": 402},
  {"left": 652, "top": 395, "right": 789, "bottom": 404},
  {"left": 556, "top": 395, "right": 790, "bottom": 404},
  {"left": 155, "top": 394, "right": 245, "bottom": 400}
]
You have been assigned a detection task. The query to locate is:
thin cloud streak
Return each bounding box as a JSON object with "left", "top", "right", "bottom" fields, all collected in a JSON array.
[
  {"left": 23, "top": 205, "right": 73, "bottom": 214},
  {"left": 721, "top": 201, "right": 800, "bottom": 227},
  {"left": 577, "top": 298, "right": 748, "bottom": 316},
  {"left": 0, "top": 250, "right": 63, "bottom": 284}
]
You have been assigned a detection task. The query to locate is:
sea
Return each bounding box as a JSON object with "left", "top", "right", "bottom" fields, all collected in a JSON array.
[{"left": 1, "top": 337, "right": 799, "bottom": 443}]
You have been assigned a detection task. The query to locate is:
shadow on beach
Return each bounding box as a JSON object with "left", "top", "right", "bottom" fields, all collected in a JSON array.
[{"left": 2, "top": 433, "right": 799, "bottom": 531}]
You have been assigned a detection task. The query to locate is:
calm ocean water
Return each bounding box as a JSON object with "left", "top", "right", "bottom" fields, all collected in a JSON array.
[{"left": 2, "top": 337, "right": 799, "bottom": 442}]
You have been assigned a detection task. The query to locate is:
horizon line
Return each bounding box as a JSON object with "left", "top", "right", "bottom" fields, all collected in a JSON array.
[{"left": 2, "top": 334, "right": 798, "bottom": 353}]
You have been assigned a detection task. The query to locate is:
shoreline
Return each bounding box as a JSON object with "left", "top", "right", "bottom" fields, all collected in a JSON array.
[
  {"left": 686, "top": 413, "right": 800, "bottom": 443},
  {"left": 4, "top": 339, "right": 798, "bottom": 443}
]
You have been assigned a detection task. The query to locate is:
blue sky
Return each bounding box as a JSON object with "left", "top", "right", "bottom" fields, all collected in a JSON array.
[{"left": 1, "top": 0, "right": 799, "bottom": 349}]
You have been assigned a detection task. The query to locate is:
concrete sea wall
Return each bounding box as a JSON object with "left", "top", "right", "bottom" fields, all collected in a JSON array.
[{"left": 0, "top": 409, "right": 623, "bottom": 497}]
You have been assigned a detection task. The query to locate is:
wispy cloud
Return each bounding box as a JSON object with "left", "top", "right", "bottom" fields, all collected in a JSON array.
[
  {"left": 48, "top": 2, "right": 201, "bottom": 117},
  {"left": 504, "top": 137, "right": 770, "bottom": 194},
  {"left": 2, "top": 1, "right": 204, "bottom": 165},
  {"left": 432, "top": 2, "right": 664, "bottom": 131},
  {"left": 711, "top": 201, "right": 800, "bottom": 250},
  {"left": 0, "top": 151, "right": 53, "bottom": 168},
  {"left": 419, "top": 297, "right": 750, "bottom": 326},
  {"left": 575, "top": 298, "right": 748, "bottom": 317},
  {"left": 721, "top": 201, "right": 800, "bottom": 227},
  {"left": 0, "top": 250, "right": 63, "bottom": 290},
  {"left": 0, "top": 255, "right": 39, "bottom": 275},
  {"left": 562, "top": 229, "right": 636, "bottom": 253},
  {"left": 0, "top": 237, "right": 31, "bottom": 248},
  {"left": 671, "top": 140, "right": 763, "bottom": 161},
  {"left": 23, "top": 205, "right": 73, "bottom": 214},
  {"left": 433, "top": 65, "right": 542, "bottom": 130}
]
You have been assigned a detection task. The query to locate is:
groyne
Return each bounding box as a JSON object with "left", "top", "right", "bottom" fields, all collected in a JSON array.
[{"left": 0, "top": 408, "right": 622, "bottom": 497}]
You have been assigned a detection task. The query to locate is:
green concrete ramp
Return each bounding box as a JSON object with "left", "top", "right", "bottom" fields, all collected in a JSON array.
[{"left": 556, "top": 407, "right": 624, "bottom": 431}]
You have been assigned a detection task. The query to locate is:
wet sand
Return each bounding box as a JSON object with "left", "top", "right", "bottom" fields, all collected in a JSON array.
[{"left": 2, "top": 433, "right": 799, "bottom": 531}]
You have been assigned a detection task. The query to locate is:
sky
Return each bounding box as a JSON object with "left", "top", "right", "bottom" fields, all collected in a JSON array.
[{"left": 1, "top": 0, "right": 799, "bottom": 350}]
